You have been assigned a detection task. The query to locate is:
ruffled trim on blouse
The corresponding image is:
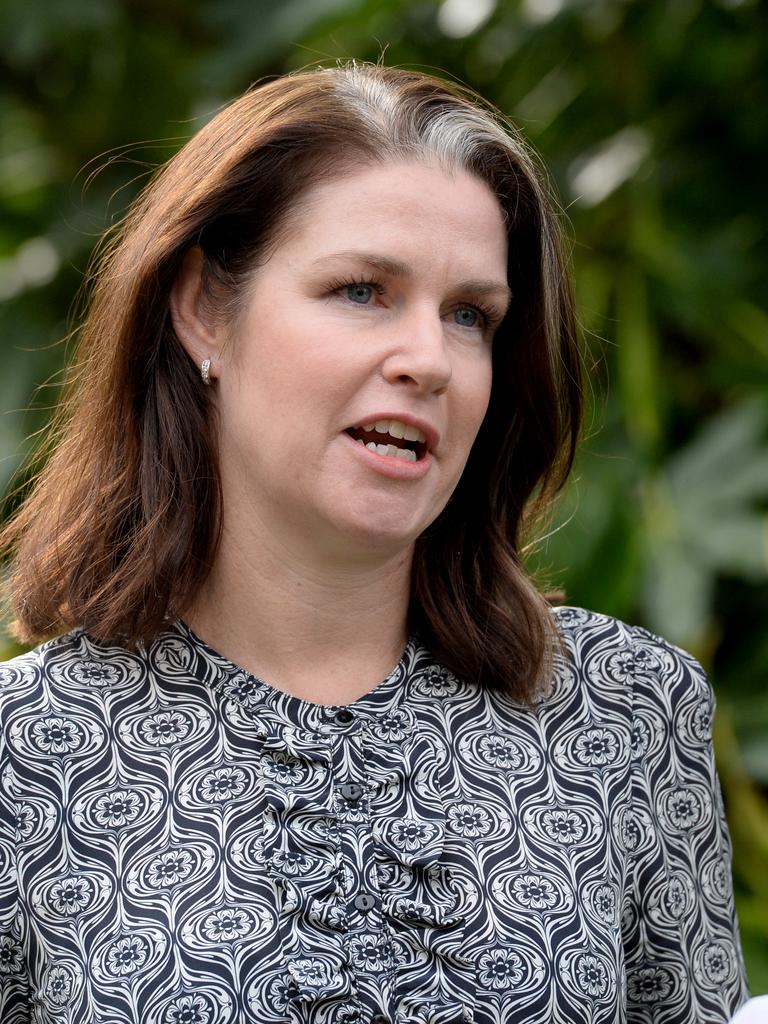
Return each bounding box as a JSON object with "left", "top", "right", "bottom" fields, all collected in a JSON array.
[
  {"left": 179, "top": 623, "right": 477, "bottom": 1024},
  {"left": 258, "top": 728, "right": 357, "bottom": 1015},
  {"left": 365, "top": 728, "right": 476, "bottom": 1024}
]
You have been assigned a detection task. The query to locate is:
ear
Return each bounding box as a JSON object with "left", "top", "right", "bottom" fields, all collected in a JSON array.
[{"left": 169, "top": 246, "right": 223, "bottom": 378}]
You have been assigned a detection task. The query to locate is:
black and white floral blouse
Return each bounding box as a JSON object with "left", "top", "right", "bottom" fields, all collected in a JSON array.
[{"left": 0, "top": 607, "right": 749, "bottom": 1024}]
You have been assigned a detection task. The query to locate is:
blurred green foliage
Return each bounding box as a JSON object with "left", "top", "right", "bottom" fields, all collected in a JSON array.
[{"left": 1, "top": 0, "right": 767, "bottom": 990}]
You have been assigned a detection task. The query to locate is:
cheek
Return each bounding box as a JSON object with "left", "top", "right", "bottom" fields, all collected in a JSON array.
[
  {"left": 229, "top": 325, "right": 321, "bottom": 408},
  {"left": 461, "top": 357, "right": 494, "bottom": 434}
]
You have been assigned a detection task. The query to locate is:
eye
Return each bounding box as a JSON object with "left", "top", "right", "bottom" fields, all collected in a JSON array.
[
  {"left": 453, "top": 300, "right": 502, "bottom": 334},
  {"left": 327, "top": 275, "right": 385, "bottom": 305},
  {"left": 454, "top": 306, "right": 481, "bottom": 328},
  {"left": 345, "top": 283, "right": 374, "bottom": 305}
]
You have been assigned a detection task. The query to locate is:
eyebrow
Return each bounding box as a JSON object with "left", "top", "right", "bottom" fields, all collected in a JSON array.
[{"left": 314, "top": 250, "right": 513, "bottom": 307}]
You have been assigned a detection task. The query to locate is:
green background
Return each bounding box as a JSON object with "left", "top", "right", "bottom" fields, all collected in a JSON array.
[{"left": 2, "top": 0, "right": 767, "bottom": 991}]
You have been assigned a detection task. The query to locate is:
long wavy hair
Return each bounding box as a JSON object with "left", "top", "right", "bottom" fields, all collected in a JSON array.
[{"left": 0, "top": 62, "right": 582, "bottom": 702}]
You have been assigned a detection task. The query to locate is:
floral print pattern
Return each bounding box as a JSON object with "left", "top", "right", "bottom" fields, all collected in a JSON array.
[
  {"left": 107, "top": 935, "right": 149, "bottom": 976},
  {"left": 0, "top": 609, "right": 749, "bottom": 1023},
  {"left": 30, "top": 717, "right": 82, "bottom": 755},
  {"left": 477, "top": 950, "right": 524, "bottom": 990}
]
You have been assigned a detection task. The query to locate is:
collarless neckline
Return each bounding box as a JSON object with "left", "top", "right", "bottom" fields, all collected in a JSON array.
[{"left": 171, "top": 619, "right": 424, "bottom": 737}]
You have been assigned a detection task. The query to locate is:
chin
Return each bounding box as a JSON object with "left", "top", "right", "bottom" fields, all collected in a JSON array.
[
  {"left": 332, "top": 511, "right": 424, "bottom": 555},
  {"left": 351, "top": 520, "right": 421, "bottom": 551}
]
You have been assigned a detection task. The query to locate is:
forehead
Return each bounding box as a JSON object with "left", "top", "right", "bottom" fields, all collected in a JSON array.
[{"left": 274, "top": 159, "right": 509, "bottom": 274}]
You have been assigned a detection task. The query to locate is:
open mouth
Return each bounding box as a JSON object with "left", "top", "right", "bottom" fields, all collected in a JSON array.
[{"left": 345, "top": 418, "right": 429, "bottom": 463}]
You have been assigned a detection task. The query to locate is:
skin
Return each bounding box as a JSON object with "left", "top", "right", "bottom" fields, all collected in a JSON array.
[{"left": 170, "top": 159, "right": 509, "bottom": 703}]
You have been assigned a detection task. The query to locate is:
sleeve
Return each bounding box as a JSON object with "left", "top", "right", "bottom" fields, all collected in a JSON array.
[
  {"left": 621, "top": 625, "right": 750, "bottom": 1023},
  {"left": 0, "top": 715, "right": 31, "bottom": 1021}
]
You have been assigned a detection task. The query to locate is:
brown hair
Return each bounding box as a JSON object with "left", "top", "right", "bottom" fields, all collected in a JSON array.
[{"left": 0, "top": 62, "right": 581, "bottom": 702}]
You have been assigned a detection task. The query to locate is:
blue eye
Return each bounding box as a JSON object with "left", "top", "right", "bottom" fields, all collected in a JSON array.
[
  {"left": 345, "top": 283, "right": 373, "bottom": 304},
  {"left": 454, "top": 307, "right": 480, "bottom": 328}
]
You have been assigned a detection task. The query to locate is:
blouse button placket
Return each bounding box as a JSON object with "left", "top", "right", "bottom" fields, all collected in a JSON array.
[{"left": 325, "top": 705, "right": 397, "bottom": 1020}]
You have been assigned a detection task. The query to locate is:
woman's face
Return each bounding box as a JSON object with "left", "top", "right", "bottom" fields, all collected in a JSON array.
[{"left": 213, "top": 159, "right": 510, "bottom": 562}]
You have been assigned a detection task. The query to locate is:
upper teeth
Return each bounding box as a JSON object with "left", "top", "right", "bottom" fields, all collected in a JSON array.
[{"left": 361, "top": 419, "right": 427, "bottom": 444}]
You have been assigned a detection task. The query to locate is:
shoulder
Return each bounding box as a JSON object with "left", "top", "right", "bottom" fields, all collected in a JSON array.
[
  {"left": 550, "top": 605, "right": 714, "bottom": 727},
  {"left": 0, "top": 633, "right": 72, "bottom": 697},
  {"left": 0, "top": 631, "right": 166, "bottom": 772},
  {"left": 0, "top": 629, "right": 93, "bottom": 690},
  {"left": 0, "top": 632, "right": 87, "bottom": 738},
  {"left": 550, "top": 604, "right": 634, "bottom": 657},
  {"left": 0, "top": 629, "right": 154, "bottom": 717}
]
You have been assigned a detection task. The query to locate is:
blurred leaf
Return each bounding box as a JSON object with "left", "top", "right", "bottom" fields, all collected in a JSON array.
[
  {"left": 639, "top": 402, "right": 768, "bottom": 645},
  {"left": 666, "top": 401, "right": 768, "bottom": 578},
  {"left": 667, "top": 401, "right": 768, "bottom": 502},
  {"left": 642, "top": 529, "right": 714, "bottom": 645}
]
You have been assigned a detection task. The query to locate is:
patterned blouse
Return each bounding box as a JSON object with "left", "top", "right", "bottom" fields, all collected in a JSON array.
[{"left": 0, "top": 607, "right": 749, "bottom": 1024}]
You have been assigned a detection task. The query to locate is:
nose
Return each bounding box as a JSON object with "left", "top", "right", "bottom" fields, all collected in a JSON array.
[{"left": 380, "top": 306, "right": 452, "bottom": 395}]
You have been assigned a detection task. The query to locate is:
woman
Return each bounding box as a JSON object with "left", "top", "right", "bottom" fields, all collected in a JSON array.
[{"left": 0, "top": 62, "right": 749, "bottom": 1024}]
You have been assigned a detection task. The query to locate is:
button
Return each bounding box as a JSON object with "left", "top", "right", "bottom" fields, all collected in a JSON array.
[
  {"left": 353, "top": 893, "right": 375, "bottom": 913},
  {"left": 334, "top": 708, "right": 355, "bottom": 725},
  {"left": 340, "top": 783, "right": 364, "bottom": 802},
  {"left": 371, "top": 1015, "right": 390, "bottom": 1024}
]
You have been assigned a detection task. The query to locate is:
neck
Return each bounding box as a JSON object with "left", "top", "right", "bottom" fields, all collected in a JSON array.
[{"left": 184, "top": 518, "right": 414, "bottom": 706}]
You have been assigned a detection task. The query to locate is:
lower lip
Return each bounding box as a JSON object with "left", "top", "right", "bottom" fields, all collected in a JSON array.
[{"left": 342, "top": 432, "right": 433, "bottom": 480}]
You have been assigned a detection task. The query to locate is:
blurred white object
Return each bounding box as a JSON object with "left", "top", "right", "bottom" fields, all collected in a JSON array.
[{"left": 730, "top": 996, "right": 768, "bottom": 1023}]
